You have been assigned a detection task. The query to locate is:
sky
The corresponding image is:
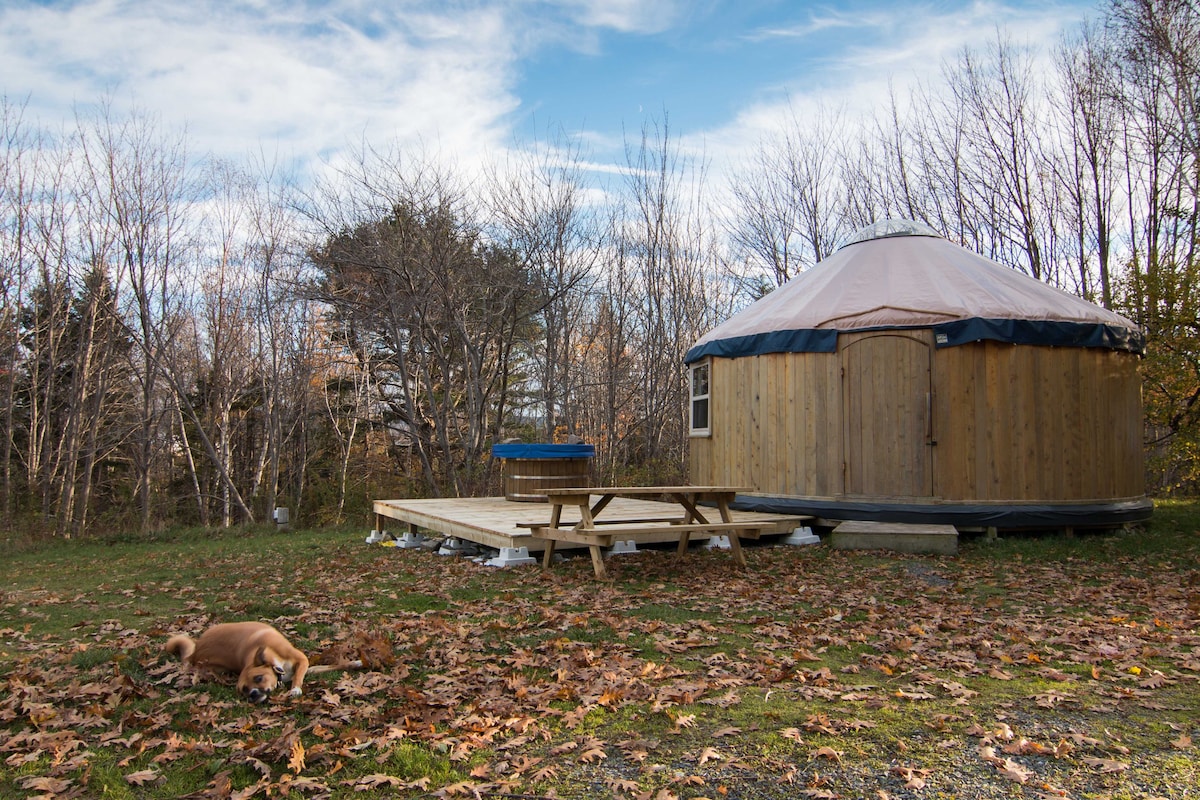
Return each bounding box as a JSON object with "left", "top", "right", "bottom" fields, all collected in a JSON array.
[{"left": 0, "top": 0, "right": 1102, "bottom": 183}]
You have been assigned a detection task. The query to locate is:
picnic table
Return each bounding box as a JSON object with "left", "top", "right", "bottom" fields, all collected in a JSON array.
[{"left": 522, "top": 486, "right": 773, "bottom": 579}]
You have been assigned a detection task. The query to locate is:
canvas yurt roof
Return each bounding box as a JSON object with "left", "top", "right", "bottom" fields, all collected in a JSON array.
[{"left": 686, "top": 219, "right": 1144, "bottom": 363}]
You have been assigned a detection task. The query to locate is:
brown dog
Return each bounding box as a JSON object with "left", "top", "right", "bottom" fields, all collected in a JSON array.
[{"left": 165, "top": 622, "right": 363, "bottom": 703}]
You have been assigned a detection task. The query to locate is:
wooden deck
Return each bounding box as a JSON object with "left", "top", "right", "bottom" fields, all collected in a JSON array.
[{"left": 373, "top": 496, "right": 808, "bottom": 552}]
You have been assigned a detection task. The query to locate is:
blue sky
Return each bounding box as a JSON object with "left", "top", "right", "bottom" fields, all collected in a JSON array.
[{"left": 0, "top": 0, "right": 1101, "bottom": 180}]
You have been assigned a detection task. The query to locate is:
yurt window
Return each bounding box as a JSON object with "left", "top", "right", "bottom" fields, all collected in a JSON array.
[{"left": 689, "top": 360, "right": 711, "bottom": 436}]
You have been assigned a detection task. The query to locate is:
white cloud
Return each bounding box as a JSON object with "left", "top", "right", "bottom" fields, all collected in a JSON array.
[
  {"left": 0, "top": 0, "right": 523, "bottom": 173},
  {"left": 0, "top": 0, "right": 1096, "bottom": 193},
  {"left": 559, "top": 0, "right": 682, "bottom": 34},
  {"left": 692, "top": 1, "right": 1092, "bottom": 172}
]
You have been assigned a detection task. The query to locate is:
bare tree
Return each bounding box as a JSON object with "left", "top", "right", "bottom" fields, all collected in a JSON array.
[
  {"left": 194, "top": 158, "right": 260, "bottom": 526},
  {"left": 1108, "top": 0, "right": 1200, "bottom": 490},
  {"left": 305, "top": 146, "right": 539, "bottom": 496},
  {"left": 577, "top": 219, "right": 638, "bottom": 483},
  {"left": 944, "top": 34, "right": 1061, "bottom": 280},
  {"left": 1052, "top": 22, "right": 1123, "bottom": 306},
  {"left": 242, "top": 152, "right": 306, "bottom": 521},
  {"left": 0, "top": 97, "right": 37, "bottom": 528},
  {"left": 21, "top": 124, "right": 75, "bottom": 523},
  {"left": 726, "top": 103, "right": 850, "bottom": 289},
  {"left": 620, "top": 115, "right": 719, "bottom": 474},
  {"left": 485, "top": 129, "right": 599, "bottom": 443},
  {"left": 75, "top": 102, "right": 195, "bottom": 531}
]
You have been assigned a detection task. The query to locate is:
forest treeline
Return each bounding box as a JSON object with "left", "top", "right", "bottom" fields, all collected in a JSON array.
[{"left": 1, "top": 0, "right": 1197, "bottom": 537}]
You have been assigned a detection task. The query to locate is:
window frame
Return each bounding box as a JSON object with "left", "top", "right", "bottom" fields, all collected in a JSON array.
[{"left": 689, "top": 359, "right": 712, "bottom": 437}]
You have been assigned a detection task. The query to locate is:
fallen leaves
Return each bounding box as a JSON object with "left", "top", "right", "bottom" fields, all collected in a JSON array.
[
  {"left": 890, "top": 764, "right": 930, "bottom": 790},
  {"left": 124, "top": 768, "right": 160, "bottom": 786},
  {"left": 810, "top": 746, "right": 843, "bottom": 762},
  {"left": 2, "top": 535, "right": 1198, "bottom": 800},
  {"left": 1081, "top": 756, "right": 1131, "bottom": 774},
  {"left": 980, "top": 745, "right": 1035, "bottom": 783}
]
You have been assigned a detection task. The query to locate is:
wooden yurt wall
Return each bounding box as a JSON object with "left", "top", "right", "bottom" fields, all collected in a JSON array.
[
  {"left": 689, "top": 352, "right": 842, "bottom": 497},
  {"left": 689, "top": 339, "right": 1144, "bottom": 504},
  {"left": 933, "top": 341, "right": 1143, "bottom": 502}
]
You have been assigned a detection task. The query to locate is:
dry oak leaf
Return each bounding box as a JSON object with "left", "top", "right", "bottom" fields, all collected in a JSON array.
[
  {"left": 639, "top": 789, "right": 679, "bottom": 800},
  {"left": 1139, "top": 671, "right": 1171, "bottom": 688},
  {"left": 125, "top": 768, "right": 161, "bottom": 786},
  {"left": 1003, "top": 738, "right": 1053, "bottom": 756},
  {"left": 548, "top": 740, "right": 579, "bottom": 756},
  {"left": 701, "top": 689, "right": 741, "bottom": 708},
  {"left": 606, "top": 776, "right": 640, "bottom": 795},
  {"left": 435, "top": 780, "right": 491, "bottom": 797},
  {"left": 996, "top": 760, "right": 1034, "bottom": 784},
  {"left": 531, "top": 764, "right": 559, "bottom": 782},
  {"left": 18, "top": 775, "right": 72, "bottom": 795},
  {"left": 507, "top": 755, "right": 543, "bottom": 776},
  {"left": 344, "top": 773, "right": 405, "bottom": 790},
  {"left": 1082, "top": 756, "right": 1130, "bottom": 773},
  {"left": 280, "top": 776, "right": 330, "bottom": 794},
  {"left": 980, "top": 745, "right": 1034, "bottom": 783},
  {"left": 696, "top": 746, "right": 724, "bottom": 765},
  {"left": 811, "top": 746, "right": 843, "bottom": 762},
  {"left": 1171, "top": 734, "right": 1193, "bottom": 750},
  {"left": 780, "top": 727, "right": 805, "bottom": 743},
  {"left": 287, "top": 738, "right": 306, "bottom": 773},
  {"left": 669, "top": 713, "right": 698, "bottom": 732},
  {"left": 890, "top": 765, "right": 930, "bottom": 790},
  {"left": 579, "top": 743, "right": 607, "bottom": 763},
  {"left": 1068, "top": 732, "right": 1104, "bottom": 747}
]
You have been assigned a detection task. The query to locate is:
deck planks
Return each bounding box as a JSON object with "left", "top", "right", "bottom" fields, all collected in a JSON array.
[{"left": 373, "top": 496, "right": 806, "bottom": 552}]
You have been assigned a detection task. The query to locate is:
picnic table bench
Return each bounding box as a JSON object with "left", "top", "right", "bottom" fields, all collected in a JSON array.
[{"left": 520, "top": 486, "right": 771, "bottom": 579}]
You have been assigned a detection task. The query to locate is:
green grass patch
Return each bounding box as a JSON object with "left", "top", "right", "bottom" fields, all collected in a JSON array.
[{"left": 2, "top": 504, "right": 1199, "bottom": 798}]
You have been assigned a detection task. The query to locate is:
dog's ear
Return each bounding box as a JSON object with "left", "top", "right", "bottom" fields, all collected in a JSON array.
[{"left": 253, "top": 646, "right": 268, "bottom": 666}]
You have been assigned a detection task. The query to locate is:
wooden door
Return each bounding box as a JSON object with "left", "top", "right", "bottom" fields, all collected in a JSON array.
[{"left": 841, "top": 332, "right": 934, "bottom": 498}]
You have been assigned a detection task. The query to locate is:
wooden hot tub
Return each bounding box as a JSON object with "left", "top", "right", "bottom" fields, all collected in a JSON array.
[{"left": 492, "top": 443, "right": 595, "bottom": 502}]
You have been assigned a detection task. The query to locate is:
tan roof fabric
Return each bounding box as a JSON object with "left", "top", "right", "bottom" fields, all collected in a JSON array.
[{"left": 687, "top": 229, "right": 1142, "bottom": 362}]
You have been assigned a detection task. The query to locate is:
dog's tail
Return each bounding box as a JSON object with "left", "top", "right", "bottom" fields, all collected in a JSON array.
[
  {"left": 164, "top": 634, "right": 196, "bottom": 663},
  {"left": 306, "top": 659, "right": 364, "bottom": 675}
]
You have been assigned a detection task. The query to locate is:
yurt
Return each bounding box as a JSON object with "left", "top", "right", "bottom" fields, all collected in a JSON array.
[{"left": 685, "top": 219, "right": 1150, "bottom": 528}]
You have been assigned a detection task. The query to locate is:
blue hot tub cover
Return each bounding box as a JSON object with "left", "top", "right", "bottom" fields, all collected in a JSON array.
[{"left": 491, "top": 443, "right": 595, "bottom": 459}]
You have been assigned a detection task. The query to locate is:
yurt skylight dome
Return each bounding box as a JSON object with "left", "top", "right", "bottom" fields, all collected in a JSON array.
[{"left": 838, "top": 218, "right": 942, "bottom": 250}]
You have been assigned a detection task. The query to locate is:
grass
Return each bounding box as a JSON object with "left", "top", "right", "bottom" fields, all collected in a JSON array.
[{"left": 2, "top": 506, "right": 1199, "bottom": 798}]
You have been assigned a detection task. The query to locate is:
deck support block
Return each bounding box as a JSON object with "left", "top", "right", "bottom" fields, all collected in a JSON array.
[
  {"left": 783, "top": 526, "right": 822, "bottom": 545},
  {"left": 831, "top": 520, "right": 958, "bottom": 555},
  {"left": 607, "top": 540, "right": 639, "bottom": 556}
]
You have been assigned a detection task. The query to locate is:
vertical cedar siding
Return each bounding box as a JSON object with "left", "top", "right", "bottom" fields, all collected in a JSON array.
[{"left": 687, "top": 339, "right": 1143, "bottom": 504}]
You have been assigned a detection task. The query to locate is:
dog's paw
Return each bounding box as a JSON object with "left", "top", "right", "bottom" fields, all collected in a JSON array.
[{"left": 289, "top": 687, "right": 303, "bottom": 697}]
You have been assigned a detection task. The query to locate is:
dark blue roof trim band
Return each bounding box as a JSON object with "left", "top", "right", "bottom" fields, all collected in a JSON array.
[
  {"left": 685, "top": 317, "right": 1144, "bottom": 363},
  {"left": 934, "top": 318, "right": 1145, "bottom": 354},
  {"left": 684, "top": 328, "right": 838, "bottom": 363}
]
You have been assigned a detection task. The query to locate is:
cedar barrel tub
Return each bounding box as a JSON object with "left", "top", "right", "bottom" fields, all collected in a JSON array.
[{"left": 492, "top": 443, "right": 596, "bottom": 502}]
